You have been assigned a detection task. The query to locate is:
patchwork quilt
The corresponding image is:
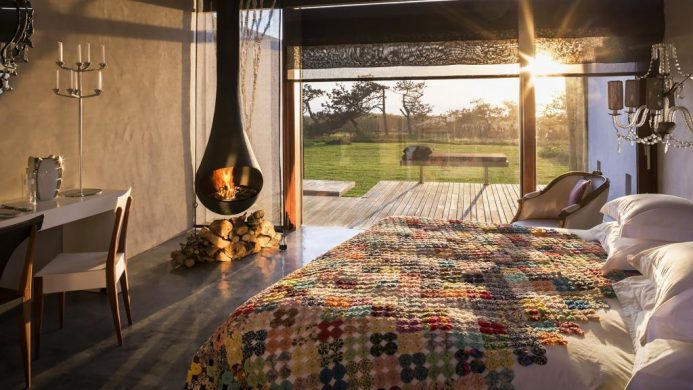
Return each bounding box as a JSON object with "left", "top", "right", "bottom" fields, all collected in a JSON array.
[{"left": 185, "top": 217, "right": 619, "bottom": 389}]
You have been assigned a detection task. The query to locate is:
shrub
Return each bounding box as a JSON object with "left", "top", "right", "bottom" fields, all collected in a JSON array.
[
  {"left": 324, "top": 133, "right": 352, "bottom": 145},
  {"left": 539, "top": 145, "right": 570, "bottom": 163},
  {"left": 351, "top": 130, "right": 376, "bottom": 143}
]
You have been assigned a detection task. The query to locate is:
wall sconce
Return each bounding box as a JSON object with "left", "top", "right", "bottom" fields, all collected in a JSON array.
[
  {"left": 607, "top": 43, "right": 693, "bottom": 153},
  {"left": 0, "top": 0, "right": 34, "bottom": 96}
]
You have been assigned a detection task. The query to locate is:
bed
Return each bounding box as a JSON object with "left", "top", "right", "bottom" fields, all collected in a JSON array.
[{"left": 185, "top": 216, "right": 635, "bottom": 389}]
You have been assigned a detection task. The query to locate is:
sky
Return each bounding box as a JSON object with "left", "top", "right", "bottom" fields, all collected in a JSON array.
[{"left": 306, "top": 77, "right": 567, "bottom": 116}]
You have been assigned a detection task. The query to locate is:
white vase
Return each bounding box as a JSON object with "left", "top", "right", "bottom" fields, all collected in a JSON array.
[{"left": 29, "top": 156, "right": 63, "bottom": 201}]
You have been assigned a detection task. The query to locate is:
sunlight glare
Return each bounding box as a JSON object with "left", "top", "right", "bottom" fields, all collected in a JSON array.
[{"left": 529, "top": 52, "right": 566, "bottom": 76}]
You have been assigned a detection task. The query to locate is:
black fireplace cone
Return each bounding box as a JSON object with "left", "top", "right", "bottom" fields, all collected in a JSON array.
[{"left": 195, "top": 0, "right": 263, "bottom": 215}]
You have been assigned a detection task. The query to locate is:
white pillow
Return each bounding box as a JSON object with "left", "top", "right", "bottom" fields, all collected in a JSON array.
[
  {"left": 587, "top": 221, "right": 619, "bottom": 249},
  {"left": 628, "top": 242, "right": 693, "bottom": 307},
  {"left": 613, "top": 276, "right": 657, "bottom": 352},
  {"left": 642, "top": 289, "right": 693, "bottom": 344},
  {"left": 601, "top": 237, "right": 668, "bottom": 274},
  {"left": 628, "top": 242, "right": 693, "bottom": 344},
  {"left": 626, "top": 339, "right": 693, "bottom": 390},
  {"left": 600, "top": 194, "right": 693, "bottom": 242}
]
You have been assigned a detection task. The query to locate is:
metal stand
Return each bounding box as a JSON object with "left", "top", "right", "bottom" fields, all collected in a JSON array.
[{"left": 54, "top": 55, "right": 105, "bottom": 197}]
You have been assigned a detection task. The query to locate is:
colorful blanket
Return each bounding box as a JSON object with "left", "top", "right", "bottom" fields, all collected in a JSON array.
[{"left": 186, "top": 217, "right": 617, "bottom": 389}]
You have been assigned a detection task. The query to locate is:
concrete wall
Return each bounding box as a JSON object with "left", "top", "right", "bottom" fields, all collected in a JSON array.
[
  {"left": 0, "top": 1, "right": 194, "bottom": 255},
  {"left": 587, "top": 77, "right": 638, "bottom": 200},
  {"left": 662, "top": 0, "right": 693, "bottom": 200}
]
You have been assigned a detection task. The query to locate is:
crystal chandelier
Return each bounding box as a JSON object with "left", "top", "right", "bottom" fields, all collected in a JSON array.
[
  {"left": 0, "top": 0, "right": 34, "bottom": 96},
  {"left": 607, "top": 43, "right": 693, "bottom": 153}
]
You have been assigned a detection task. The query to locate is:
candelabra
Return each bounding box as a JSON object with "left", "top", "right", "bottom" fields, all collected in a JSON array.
[
  {"left": 608, "top": 43, "right": 693, "bottom": 153},
  {"left": 53, "top": 42, "right": 105, "bottom": 197}
]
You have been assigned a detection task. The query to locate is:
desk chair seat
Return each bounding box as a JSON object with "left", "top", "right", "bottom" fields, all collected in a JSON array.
[
  {"left": 36, "top": 252, "right": 126, "bottom": 294},
  {"left": 33, "top": 191, "right": 132, "bottom": 356}
]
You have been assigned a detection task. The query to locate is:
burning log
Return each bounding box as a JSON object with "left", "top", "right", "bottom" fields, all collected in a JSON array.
[{"left": 171, "top": 209, "right": 282, "bottom": 269}]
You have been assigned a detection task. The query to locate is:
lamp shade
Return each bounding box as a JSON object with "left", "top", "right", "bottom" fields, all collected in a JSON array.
[
  {"left": 608, "top": 80, "right": 624, "bottom": 110},
  {"left": 625, "top": 79, "right": 640, "bottom": 108}
]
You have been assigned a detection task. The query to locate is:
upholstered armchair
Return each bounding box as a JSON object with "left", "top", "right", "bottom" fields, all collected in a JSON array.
[{"left": 512, "top": 171, "right": 610, "bottom": 229}]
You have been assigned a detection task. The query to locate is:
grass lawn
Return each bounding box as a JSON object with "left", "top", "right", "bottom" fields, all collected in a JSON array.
[{"left": 304, "top": 142, "right": 568, "bottom": 196}]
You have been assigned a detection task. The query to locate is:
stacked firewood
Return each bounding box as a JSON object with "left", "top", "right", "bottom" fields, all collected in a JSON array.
[{"left": 171, "top": 210, "right": 281, "bottom": 268}]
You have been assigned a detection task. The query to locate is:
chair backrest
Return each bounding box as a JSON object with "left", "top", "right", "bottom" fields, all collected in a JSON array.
[
  {"left": 0, "top": 215, "right": 44, "bottom": 296},
  {"left": 516, "top": 171, "right": 609, "bottom": 221},
  {"left": 556, "top": 171, "right": 609, "bottom": 206},
  {"left": 107, "top": 190, "right": 132, "bottom": 275},
  {"left": 117, "top": 197, "right": 132, "bottom": 255},
  {"left": 544, "top": 171, "right": 609, "bottom": 207}
]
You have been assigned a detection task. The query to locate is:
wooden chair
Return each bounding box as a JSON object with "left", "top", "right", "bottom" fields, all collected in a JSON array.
[
  {"left": 0, "top": 215, "right": 44, "bottom": 388},
  {"left": 33, "top": 191, "right": 132, "bottom": 355},
  {"left": 512, "top": 171, "right": 610, "bottom": 229}
]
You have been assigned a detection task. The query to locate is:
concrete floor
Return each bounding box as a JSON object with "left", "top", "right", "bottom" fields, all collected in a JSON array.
[{"left": 0, "top": 226, "right": 361, "bottom": 389}]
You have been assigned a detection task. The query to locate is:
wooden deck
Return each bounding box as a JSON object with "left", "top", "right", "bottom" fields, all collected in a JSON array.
[
  {"left": 303, "top": 179, "right": 356, "bottom": 196},
  {"left": 303, "top": 180, "right": 523, "bottom": 229}
]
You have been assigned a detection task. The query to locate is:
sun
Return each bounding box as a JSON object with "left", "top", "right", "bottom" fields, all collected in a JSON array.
[{"left": 529, "top": 52, "right": 565, "bottom": 76}]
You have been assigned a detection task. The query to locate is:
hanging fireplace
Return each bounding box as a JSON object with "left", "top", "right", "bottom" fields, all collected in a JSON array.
[{"left": 195, "top": 0, "right": 263, "bottom": 215}]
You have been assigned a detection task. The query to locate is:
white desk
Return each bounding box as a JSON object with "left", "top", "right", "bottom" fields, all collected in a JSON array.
[{"left": 0, "top": 189, "right": 129, "bottom": 289}]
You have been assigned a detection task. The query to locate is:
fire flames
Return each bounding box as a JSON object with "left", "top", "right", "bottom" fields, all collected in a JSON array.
[{"left": 211, "top": 167, "right": 237, "bottom": 201}]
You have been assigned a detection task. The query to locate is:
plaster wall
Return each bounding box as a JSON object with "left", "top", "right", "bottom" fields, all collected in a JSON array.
[
  {"left": 662, "top": 0, "right": 693, "bottom": 199},
  {"left": 0, "top": 0, "right": 195, "bottom": 255}
]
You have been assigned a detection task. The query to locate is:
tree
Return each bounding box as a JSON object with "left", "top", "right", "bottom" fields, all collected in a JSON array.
[
  {"left": 323, "top": 81, "right": 384, "bottom": 132},
  {"left": 302, "top": 84, "right": 336, "bottom": 136},
  {"left": 372, "top": 83, "right": 389, "bottom": 135},
  {"left": 537, "top": 93, "right": 567, "bottom": 141},
  {"left": 444, "top": 99, "right": 518, "bottom": 141},
  {"left": 301, "top": 81, "right": 385, "bottom": 137},
  {"left": 394, "top": 81, "right": 432, "bottom": 138},
  {"left": 302, "top": 84, "right": 325, "bottom": 123}
]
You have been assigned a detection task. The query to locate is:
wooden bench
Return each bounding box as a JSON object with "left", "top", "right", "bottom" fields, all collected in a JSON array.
[{"left": 401, "top": 152, "right": 509, "bottom": 184}]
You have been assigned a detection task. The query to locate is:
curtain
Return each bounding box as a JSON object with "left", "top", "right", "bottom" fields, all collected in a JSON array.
[{"left": 194, "top": 4, "right": 284, "bottom": 224}]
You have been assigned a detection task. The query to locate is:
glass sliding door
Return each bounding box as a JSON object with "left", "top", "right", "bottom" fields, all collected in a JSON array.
[
  {"left": 281, "top": 0, "right": 663, "bottom": 228},
  {"left": 534, "top": 76, "right": 588, "bottom": 186},
  {"left": 298, "top": 76, "right": 521, "bottom": 228}
]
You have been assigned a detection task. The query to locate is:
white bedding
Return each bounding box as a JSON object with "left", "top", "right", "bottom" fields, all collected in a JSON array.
[
  {"left": 510, "top": 227, "right": 636, "bottom": 389},
  {"left": 514, "top": 298, "right": 634, "bottom": 390}
]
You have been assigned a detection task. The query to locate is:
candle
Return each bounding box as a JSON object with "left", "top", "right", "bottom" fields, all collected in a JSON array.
[
  {"left": 77, "top": 44, "right": 82, "bottom": 64},
  {"left": 101, "top": 45, "right": 106, "bottom": 64},
  {"left": 86, "top": 43, "right": 91, "bottom": 64},
  {"left": 58, "top": 41, "right": 63, "bottom": 63},
  {"left": 97, "top": 70, "right": 102, "bottom": 90},
  {"left": 56, "top": 69, "right": 60, "bottom": 90},
  {"left": 70, "top": 71, "right": 75, "bottom": 90},
  {"left": 607, "top": 80, "right": 623, "bottom": 111},
  {"left": 625, "top": 79, "right": 640, "bottom": 108}
]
